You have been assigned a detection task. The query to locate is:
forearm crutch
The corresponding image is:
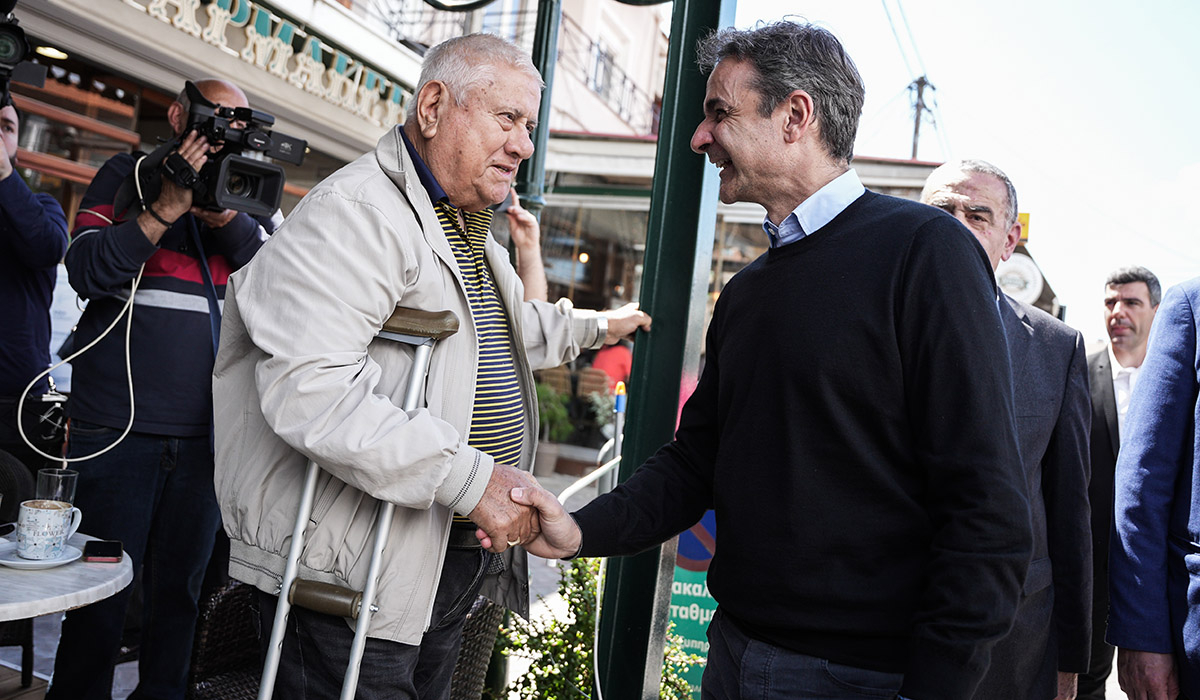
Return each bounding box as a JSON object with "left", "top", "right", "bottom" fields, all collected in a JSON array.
[{"left": 258, "top": 307, "right": 460, "bottom": 700}]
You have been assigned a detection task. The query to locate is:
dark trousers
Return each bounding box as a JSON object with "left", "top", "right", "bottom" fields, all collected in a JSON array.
[
  {"left": 46, "top": 421, "right": 221, "bottom": 700},
  {"left": 702, "top": 608, "right": 904, "bottom": 700},
  {"left": 1076, "top": 637, "right": 1114, "bottom": 700},
  {"left": 256, "top": 547, "right": 489, "bottom": 700}
]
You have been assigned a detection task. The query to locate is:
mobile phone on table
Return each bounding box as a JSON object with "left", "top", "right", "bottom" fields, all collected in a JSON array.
[{"left": 82, "top": 539, "right": 123, "bottom": 562}]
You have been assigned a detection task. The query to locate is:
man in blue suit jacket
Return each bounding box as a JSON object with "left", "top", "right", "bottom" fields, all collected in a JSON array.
[{"left": 1109, "top": 274, "right": 1200, "bottom": 699}]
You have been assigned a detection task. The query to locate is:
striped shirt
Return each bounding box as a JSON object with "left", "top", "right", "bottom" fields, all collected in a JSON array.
[{"left": 434, "top": 202, "right": 525, "bottom": 522}]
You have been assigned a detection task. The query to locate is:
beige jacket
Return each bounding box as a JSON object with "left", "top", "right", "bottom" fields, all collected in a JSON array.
[{"left": 212, "top": 127, "right": 603, "bottom": 643}]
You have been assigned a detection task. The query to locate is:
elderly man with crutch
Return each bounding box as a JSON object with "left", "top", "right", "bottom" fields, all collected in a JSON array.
[{"left": 212, "top": 33, "right": 650, "bottom": 700}]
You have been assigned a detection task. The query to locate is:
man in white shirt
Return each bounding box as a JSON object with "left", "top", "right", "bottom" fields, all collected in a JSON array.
[{"left": 1079, "top": 265, "right": 1161, "bottom": 700}]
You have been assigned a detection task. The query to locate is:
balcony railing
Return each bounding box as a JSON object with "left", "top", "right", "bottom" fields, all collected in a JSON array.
[
  {"left": 362, "top": 0, "right": 536, "bottom": 55},
  {"left": 557, "top": 13, "right": 659, "bottom": 135},
  {"left": 355, "top": 2, "right": 658, "bottom": 134}
]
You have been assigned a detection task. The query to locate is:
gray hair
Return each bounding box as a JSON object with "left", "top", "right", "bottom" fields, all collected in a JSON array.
[
  {"left": 922, "top": 159, "right": 1019, "bottom": 229},
  {"left": 406, "top": 33, "right": 543, "bottom": 121},
  {"left": 1106, "top": 266, "right": 1162, "bottom": 306},
  {"left": 696, "top": 20, "right": 865, "bottom": 164}
]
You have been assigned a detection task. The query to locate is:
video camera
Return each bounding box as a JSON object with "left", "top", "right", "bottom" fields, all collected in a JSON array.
[
  {"left": 0, "top": 0, "right": 48, "bottom": 108},
  {"left": 119, "top": 81, "right": 307, "bottom": 219}
]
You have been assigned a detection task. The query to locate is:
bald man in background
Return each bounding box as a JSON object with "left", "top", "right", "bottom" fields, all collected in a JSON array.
[{"left": 922, "top": 159, "right": 1092, "bottom": 700}]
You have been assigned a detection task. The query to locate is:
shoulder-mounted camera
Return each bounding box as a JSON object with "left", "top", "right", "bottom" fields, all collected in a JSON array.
[
  {"left": 117, "top": 81, "right": 307, "bottom": 220},
  {"left": 0, "top": 0, "right": 48, "bottom": 108}
]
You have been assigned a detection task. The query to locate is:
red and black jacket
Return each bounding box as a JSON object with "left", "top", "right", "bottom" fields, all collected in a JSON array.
[{"left": 65, "top": 152, "right": 271, "bottom": 437}]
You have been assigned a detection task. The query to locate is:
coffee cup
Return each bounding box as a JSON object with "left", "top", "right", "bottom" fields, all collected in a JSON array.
[{"left": 4, "top": 499, "right": 83, "bottom": 560}]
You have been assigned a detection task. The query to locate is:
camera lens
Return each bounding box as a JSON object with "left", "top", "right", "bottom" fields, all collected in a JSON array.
[
  {"left": 0, "top": 30, "right": 23, "bottom": 66},
  {"left": 225, "top": 173, "right": 251, "bottom": 198}
]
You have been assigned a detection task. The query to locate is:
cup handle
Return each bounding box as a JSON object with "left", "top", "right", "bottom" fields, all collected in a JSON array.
[{"left": 66, "top": 508, "right": 82, "bottom": 541}]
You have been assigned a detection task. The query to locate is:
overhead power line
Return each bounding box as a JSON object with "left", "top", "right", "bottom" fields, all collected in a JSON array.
[
  {"left": 929, "top": 93, "right": 953, "bottom": 161},
  {"left": 879, "top": 0, "right": 915, "bottom": 79},
  {"left": 894, "top": 0, "right": 928, "bottom": 77}
]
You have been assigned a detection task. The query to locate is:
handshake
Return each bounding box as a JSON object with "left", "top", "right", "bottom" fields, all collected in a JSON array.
[{"left": 465, "top": 463, "right": 583, "bottom": 559}]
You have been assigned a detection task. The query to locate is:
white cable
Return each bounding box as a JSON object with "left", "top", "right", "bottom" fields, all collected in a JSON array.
[
  {"left": 593, "top": 556, "right": 607, "bottom": 700},
  {"left": 16, "top": 191, "right": 149, "bottom": 464},
  {"left": 134, "top": 153, "right": 148, "bottom": 206}
]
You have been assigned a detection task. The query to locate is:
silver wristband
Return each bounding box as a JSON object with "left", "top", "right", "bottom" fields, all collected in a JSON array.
[{"left": 594, "top": 314, "right": 608, "bottom": 347}]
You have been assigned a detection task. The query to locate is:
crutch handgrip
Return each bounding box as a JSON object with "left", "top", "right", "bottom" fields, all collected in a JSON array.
[
  {"left": 382, "top": 307, "right": 460, "bottom": 340},
  {"left": 289, "top": 579, "right": 364, "bottom": 619}
]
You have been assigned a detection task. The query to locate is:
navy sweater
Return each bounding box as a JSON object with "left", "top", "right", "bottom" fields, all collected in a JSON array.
[
  {"left": 65, "top": 153, "right": 267, "bottom": 436},
  {"left": 574, "top": 191, "right": 1032, "bottom": 700},
  {"left": 0, "top": 171, "right": 68, "bottom": 398}
]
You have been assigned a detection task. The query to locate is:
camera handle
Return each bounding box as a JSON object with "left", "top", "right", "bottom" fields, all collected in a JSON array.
[
  {"left": 113, "top": 139, "right": 187, "bottom": 219},
  {"left": 162, "top": 151, "right": 200, "bottom": 191}
]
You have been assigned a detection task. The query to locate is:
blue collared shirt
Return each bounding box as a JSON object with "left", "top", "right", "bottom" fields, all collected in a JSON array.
[
  {"left": 399, "top": 128, "right": 448, "bottom": 203},
  {"left": 762, "top": 169, "right": 866, "bottom": 248}
]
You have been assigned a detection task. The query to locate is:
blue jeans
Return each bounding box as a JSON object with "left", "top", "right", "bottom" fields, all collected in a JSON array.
[
  {"left": 702, "top": 608, "right": 905, "bottom": 700},
  {"left": 256, "top": 547, "right": 490, "bottom": 699},
  {"left": 46, "top": 420, "right": 221, "bottom": 700}
]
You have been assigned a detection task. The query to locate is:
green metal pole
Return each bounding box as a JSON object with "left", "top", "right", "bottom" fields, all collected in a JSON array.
[
  {"left": 513, "top": 0, "right": 562, "bottom": 221},
  {"left": 488, "top": 3, "right": 563, "bottom": 694},
  {"left": 594, "top": 0, "right": 736, "bottom": 696}
]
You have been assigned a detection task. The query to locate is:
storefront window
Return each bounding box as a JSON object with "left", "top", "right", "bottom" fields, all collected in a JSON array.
[{"left": 540, "top": 205, "right": 647, "bottom": 311}]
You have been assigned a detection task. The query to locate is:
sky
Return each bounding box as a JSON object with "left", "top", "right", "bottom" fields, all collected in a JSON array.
[{"left": 731, "top": 0, "right": 1200, "bottom": 346}]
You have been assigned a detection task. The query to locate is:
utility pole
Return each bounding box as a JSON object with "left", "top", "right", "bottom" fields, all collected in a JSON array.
[{"left": 910, "top": 75, "right": 932, "bottom": 160}]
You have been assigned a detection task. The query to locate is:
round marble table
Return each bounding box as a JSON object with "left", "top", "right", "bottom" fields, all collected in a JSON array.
[{"left": 0, "top": 533, "right": 133, "bottom": 621}]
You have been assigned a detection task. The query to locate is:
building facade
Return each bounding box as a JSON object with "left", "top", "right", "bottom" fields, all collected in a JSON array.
[{"left": 18, "top": 0, "right": 1060, "bottom": 368}]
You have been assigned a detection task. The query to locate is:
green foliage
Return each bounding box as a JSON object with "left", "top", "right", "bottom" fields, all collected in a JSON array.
[
  {"left": 493, "top": 558, "right": 704, "bottom": 699},
  {"left": 583, "top": 391, "right": 614, "bottom": 430},
  {"left": 659, "top": 623, "right": 702, "bottom": 700},
  {"left": 535, "top": 381, "right": 574, "bottom": 443}
]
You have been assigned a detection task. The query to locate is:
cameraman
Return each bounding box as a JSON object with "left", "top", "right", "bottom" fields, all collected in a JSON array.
[
  {"left": 0, "top": 98, "right": 69, "bottom": 474},
  {"left": 47, "top": 79, "right": 273, "bottom": 700}
]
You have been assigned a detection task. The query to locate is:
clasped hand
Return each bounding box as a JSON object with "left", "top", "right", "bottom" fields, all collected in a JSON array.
[
  {"left": 468, "top": 464, "right": 541, "bottom": 554},
  {"left": 469, "top": 466, "right": 582, "bottom": 558}
]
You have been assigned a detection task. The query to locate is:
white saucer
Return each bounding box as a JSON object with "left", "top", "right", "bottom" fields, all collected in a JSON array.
[{"left": 0, "top": 539, "right": 83, "bottom": 570}]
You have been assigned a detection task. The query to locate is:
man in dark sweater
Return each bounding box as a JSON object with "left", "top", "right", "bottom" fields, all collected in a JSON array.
[
  {"left": 507, "top": 21, "right": 1033, "bottom": 700},
  {"left": 0, "top": 100, "right": 69, "bottom": 472},
  {"left": 923, "top": 160, "right": 1092, "bottom": 700}
]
